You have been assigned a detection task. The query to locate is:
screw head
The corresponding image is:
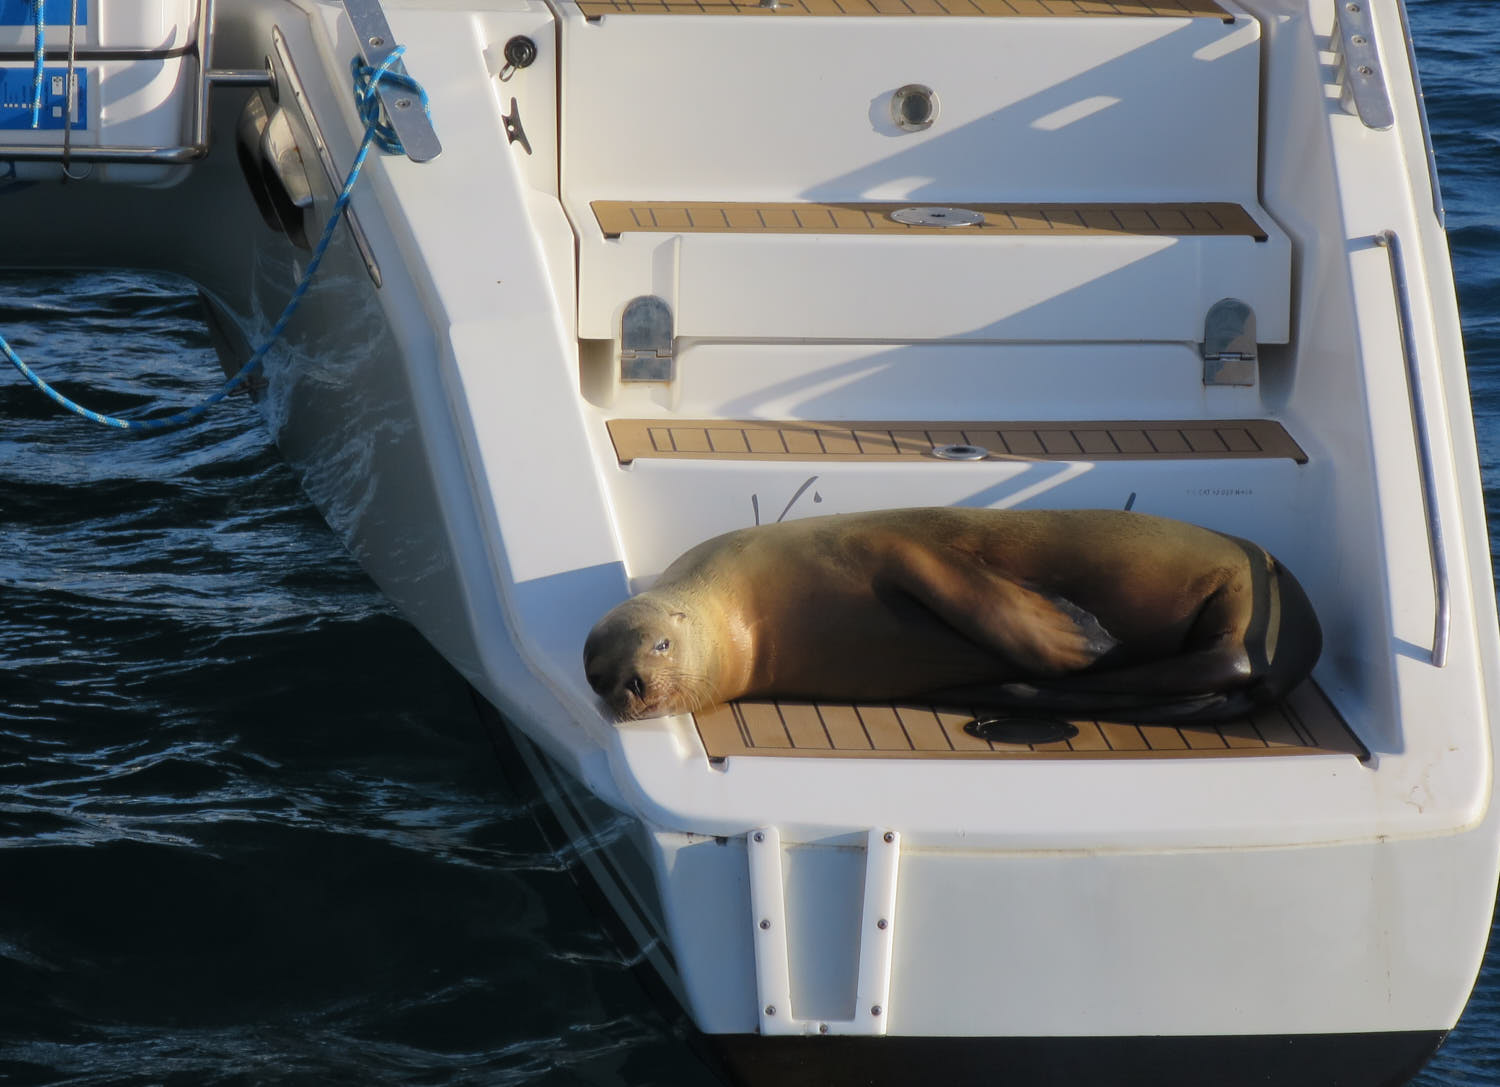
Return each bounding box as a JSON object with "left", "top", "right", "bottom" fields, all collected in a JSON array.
[
  {"left": 759, "top": 919, "right": 771, "bottom": 930},
  {"left": 883, "top": 832, "right": 895, "bottom": 843},
  {"left": 877, "top": 918, "right": 889, "bottom": 930},
  {"left": 872, "top": 1005, "right": 882, "bottom": 1016},
  {"left": 368, "top": 35, "right": 385, "bottom": 46},
  {"left": 819, "top": 1023, "right": 829, "bottom": 1034},
  {"left": 394, "top": 97, "right": 412, "bottom": 109},
  {"left": 1357, "top": 64, "right": 1374, "bottom": 76},
  {"left": 765, "top": 1004, "right": 776, "bottom": 1016},
  {"left": 754, "top": 831, "right": 764, "bottom": 842}
]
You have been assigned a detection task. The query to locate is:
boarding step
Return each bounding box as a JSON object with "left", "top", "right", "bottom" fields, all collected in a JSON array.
[
  {"left": 565, "top": 0, "right": 1271, "bottom": 342},
  {"left": 598, "top": 415, "right": 1311, "bottom": 592},
  {"left": 578, "top": 202, "right": 1288, "bottom": 342},
  {"left": 695, "top": 682, "right": 1367, "bottom": 762},
  {"left": 606, "top": 418, "right": 1307, "bottom": 465},
  {"left": 591, "top": 201, "right": 1268, "bottom": 239}
]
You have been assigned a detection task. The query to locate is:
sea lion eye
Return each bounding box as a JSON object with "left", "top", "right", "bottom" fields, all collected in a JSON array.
[{"left": 654, "top": 638, "right": 670, "bottom": 653}]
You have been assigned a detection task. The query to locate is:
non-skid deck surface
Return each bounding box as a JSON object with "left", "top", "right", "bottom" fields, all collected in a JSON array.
[
  {"left": 607, "top": 418, "right": 1308, "bottom": 465},
  {"left": 575, "top": 0, "right": 1231, "bottom": 19},
  {"left": 592, "top": 201, "right": 1265, "bottom": 239},
  {"left": 695, "top": 682, "right": 1367, "bottom": 761}
]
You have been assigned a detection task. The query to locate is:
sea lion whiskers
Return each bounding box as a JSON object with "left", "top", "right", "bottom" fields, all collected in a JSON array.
[
  {"left": 653, "top": 666, "right": 720, "bottom": 717},
  {"left": 606, "top": 662, "right": 719, "bottom": 721}
]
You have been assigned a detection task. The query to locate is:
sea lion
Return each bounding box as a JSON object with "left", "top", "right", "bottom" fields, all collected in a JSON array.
[{"left": 582, "top": 508, "right": 1321, "bottom": 723}]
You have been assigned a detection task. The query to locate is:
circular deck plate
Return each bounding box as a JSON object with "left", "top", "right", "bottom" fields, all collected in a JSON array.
[{"left": 890, "top": 206, "right": 984, "bottom": 228}]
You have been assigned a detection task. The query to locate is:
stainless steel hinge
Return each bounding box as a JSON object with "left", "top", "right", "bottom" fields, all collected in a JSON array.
[
  {"left": 619, "top": 296, "right": 675, "bottom": 382},
  {"left": 1202, "top": 298, "right": 1257, "bottom": 386}
]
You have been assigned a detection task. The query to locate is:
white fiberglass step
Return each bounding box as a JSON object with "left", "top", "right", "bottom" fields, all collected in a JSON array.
[
  {"left": 561, "top": 6, "right": 1259, "bottom": 204},
  {"left": 562, "top": 4, "right": 1270, "bottom": 341},
  {"left": 576, "top": 201, "right": 1289, "bottom": 342}
]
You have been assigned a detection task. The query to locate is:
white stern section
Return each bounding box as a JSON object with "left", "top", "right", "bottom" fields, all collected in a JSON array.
[{"left": 245, "top": 0, "right": 1499, "bottom": 1049}]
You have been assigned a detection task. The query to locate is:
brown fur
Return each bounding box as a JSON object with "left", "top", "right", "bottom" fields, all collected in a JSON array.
[{"left": 582, "top": 508, "right": 1321, "bottom": 722}]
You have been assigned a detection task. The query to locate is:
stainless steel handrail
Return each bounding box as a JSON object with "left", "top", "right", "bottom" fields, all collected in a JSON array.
[
  {"left": 1396, "top": 0, "right": 1446, "bottom": 228},
  {"left": 1378, "top": 229, "right": 1450, "bottom": 668},
  {"left": 0, "top": 46, "right": 197, "bottom": 60}
]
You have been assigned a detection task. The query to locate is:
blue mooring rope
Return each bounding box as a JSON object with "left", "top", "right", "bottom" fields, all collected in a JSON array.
[
  {"left": 29, "top": 0, "right": 44, "bottom": 128},
  {"left": 2, "top": 46, "right": 430, "bottom": 432}
]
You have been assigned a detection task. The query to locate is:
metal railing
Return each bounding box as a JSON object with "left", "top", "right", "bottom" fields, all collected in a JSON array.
[
  {"left": 1378, "top": 229, "right": 1450, "bottom": 668},
  {"left": 0, "top": 0, "right": 269, "bottom": 167}
]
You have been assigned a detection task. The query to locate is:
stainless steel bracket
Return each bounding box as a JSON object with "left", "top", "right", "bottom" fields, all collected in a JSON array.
[
  {"left": 1332, "top": 0, "right": 1393, "bottom": 130},
  {"left": 271, "top": 27, "right": 381, "bottom": 287},
  {"left": 619, "top": 296, "right": 675, "bottom": 382},
  {"left": 748, "top": 827, "right": 900, "bottom": 1037},
  {"left": 1201, "top": 298, "right": 1257, "bottom": 386},
  {"left": 341, "top": 0, "right": 442, "bottom": 163}
]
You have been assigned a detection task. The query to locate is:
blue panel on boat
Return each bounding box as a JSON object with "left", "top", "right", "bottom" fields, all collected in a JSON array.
[
  {"left": 0, "top": 66, "right": 86, "bottom": 130},
  {"left": 0, "top": 1, "right": 88, "bottom": 25}
]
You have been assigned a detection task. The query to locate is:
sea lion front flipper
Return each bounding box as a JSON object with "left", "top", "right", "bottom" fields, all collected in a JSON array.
[{"left": 879, "top": 536, "right": 1117, "bottom": 675}]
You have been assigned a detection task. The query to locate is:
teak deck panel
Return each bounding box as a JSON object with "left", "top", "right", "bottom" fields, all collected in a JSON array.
[
  {"left": 574, "top": 0, "right": 1232, "bottom": 19},
  {"left": 607, "top": 419, "right": 1308, "bottom": 465},
  {"left": 694, "top": 682, "right": 1367, "bottom": 761},
  {"left": 592, "top": 201, "right": 1266, "bottom": 240}
]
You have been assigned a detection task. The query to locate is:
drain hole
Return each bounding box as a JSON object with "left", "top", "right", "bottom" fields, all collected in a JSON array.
[
  {"left": 963, "top": 716, "right": 1079, "bottom": 746},
  {"left": 931, "top": 443, "right": 988, "bottom": 461}
]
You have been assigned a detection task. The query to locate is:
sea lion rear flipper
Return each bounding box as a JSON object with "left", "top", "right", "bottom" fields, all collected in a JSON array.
[
  {"left": 880, "top": 537, "right": 1117, "bottom": 675},
  {"left": 938, "top": 643, "right": 1263, "bottom": 722},
  {"left": 1018, "top": 644, "right": 1255, "bottom": 695}
]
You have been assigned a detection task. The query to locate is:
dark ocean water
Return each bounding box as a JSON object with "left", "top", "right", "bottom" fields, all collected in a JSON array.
[{"left": 1, "top": 2, "right": 1497, "bottom": 1083}]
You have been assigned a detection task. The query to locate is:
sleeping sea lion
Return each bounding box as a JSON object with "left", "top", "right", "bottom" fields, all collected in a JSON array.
[{"left": 582, "top": 508, "right": 1321, "bottom": 723}]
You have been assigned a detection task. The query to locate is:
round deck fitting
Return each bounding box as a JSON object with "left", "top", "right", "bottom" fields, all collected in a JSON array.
[
  {"left": 891, "top": 206, "right": 983, "bottom": 228},
  {"left": 890, "top": 83, "right": 939, "bottom": 131}
]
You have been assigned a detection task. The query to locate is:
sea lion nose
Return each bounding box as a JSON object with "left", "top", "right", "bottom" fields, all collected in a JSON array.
[{"left": 627, "top": 675, "right": 646, "bottom": 700}]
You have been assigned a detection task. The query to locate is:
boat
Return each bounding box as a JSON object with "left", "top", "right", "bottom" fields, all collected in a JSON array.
[{"left": 3, "top": 0, "right": 1496, "bottom": 1083}]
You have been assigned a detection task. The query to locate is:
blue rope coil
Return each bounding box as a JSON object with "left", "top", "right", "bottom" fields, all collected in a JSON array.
[
  {"left": 2, "top": 45, "right": 428, "bottom": 432},
  {"left": 350, "top": 53, "right": 430, "bottom": 157}
]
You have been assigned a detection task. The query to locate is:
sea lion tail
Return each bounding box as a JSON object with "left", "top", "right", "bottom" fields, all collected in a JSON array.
[{"left": 1250, "top": 557, "right": 1323, "bottom": 705}]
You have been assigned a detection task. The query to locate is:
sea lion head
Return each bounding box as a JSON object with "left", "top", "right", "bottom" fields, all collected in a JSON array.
[{"left": 583, "top": 594, "right": 716, "bottom": 721}]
